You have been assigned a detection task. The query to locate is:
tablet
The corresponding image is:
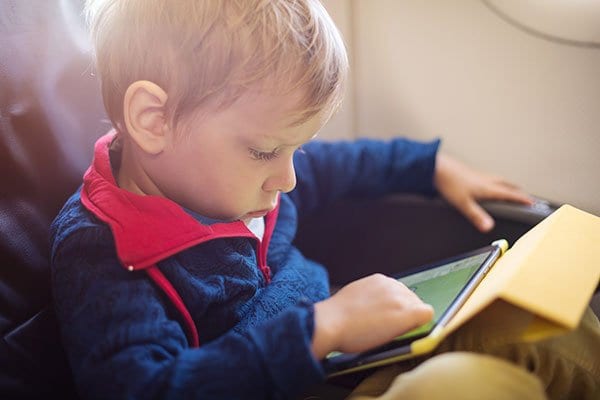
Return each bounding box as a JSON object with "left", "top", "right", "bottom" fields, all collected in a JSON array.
[{"left": 322, "top": 239, "right": 508, "bottom": 376}]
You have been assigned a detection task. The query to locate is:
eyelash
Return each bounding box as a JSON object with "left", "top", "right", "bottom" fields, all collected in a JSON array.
[
  {"left": 249, "top": 148, "right": 280, "bottom": 161},
  {"left": 248, "top": 146, "right": 305, "bottom": 162}
]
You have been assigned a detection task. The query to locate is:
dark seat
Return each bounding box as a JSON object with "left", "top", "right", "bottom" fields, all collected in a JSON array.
[
  {"left": 1, "top": 1, "right": 596, "bottom": 398},
  {"left": 1, "top": 1, "right": 103, "bottom": 398}
]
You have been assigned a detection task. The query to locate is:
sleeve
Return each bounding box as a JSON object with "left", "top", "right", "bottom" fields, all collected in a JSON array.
[
  {"left": 51, "top": 227, "right": 324, "bottom": 400},
  {"left": 233, "top": 252, "right": 330, "bottom": 333},
  {"left": 289, "top": 137, "right": 441, "bottom": 217}
]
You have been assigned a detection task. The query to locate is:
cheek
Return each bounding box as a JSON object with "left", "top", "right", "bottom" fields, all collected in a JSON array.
[
  {"left": 209, "top": 164, "right": 259, "bottom": 196},
  {"left": 234, "top": 167, "right": 266, "bottom": 192}
]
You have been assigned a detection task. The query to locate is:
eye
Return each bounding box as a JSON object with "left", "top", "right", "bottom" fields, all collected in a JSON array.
[{"left": 249, "top": 148, "right": 280, "bottom": 161}]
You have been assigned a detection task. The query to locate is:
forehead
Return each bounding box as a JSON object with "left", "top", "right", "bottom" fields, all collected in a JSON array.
[
  {"left": 231, "top": 89, "right": 307, "bottom": 127},
  {"left": 222, "top": 89, "right": 326, "bottom": 141},
  {"left": 180, "top": 86, "right": 327, "bottom": 145}
]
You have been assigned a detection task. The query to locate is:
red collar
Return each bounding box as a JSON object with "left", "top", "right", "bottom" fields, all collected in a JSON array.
[{"left": 80, "top": 131, "right": 280, "bottom": 271}]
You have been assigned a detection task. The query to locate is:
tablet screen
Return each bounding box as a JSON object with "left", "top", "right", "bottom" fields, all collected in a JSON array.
[{"left": 393, "top": 250, "right": 492, "bottom": 341}]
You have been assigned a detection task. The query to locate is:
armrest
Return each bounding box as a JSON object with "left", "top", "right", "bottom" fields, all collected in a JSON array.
[
  {"left": 294, "top": 194, "right": 558, "bottom": 286},
  {"left": 479, "top": 197, "right": 558, "bottom": 226}
]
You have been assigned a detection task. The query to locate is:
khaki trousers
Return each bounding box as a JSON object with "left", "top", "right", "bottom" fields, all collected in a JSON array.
[{"left": 346, "top": 307, "right": 600, "bottom": 400}]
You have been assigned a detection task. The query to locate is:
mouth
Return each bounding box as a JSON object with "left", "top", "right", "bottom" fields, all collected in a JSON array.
[{"left": 245, "top": 207, "right": 274, "bottom": 218}]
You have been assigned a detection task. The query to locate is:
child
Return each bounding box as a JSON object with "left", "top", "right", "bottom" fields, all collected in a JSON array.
[{"left": 50, "top": 1, "right": 599, "bottom": 399}]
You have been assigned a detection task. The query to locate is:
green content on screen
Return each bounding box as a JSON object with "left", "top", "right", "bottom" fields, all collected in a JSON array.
[{"left": 395, "top": 252, "right": 490, "bottom": 341}]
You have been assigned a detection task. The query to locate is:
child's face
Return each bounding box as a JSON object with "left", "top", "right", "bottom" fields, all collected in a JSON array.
[{"left": 154, "top": 90, "right": 326, "bottom": 222}]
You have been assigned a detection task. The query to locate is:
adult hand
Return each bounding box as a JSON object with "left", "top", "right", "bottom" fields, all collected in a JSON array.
[
  {"left": 434, "top": 153, "right": 534, "bottom": 232},
  {"left": 311, "top": 274, "right": 433, "bottom": 359}
]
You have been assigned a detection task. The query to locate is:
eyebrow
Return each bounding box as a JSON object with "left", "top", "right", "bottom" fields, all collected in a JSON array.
[{"left": 261, "top": 132, "right": 319, "bottom": 148}]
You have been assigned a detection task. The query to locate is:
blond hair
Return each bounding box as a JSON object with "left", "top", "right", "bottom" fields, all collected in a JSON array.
[{"left": 85, "top": 0, "right": 348, "bottom": 131}]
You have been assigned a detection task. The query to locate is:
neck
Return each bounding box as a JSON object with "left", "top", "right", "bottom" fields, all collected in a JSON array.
[{"left": 114, "top": 140, "right": 163, "bottom": 197}]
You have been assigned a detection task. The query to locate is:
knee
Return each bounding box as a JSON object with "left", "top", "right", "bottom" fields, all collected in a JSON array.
[{"left": 384, "top": 352, "right": 547, "bottom": 400}]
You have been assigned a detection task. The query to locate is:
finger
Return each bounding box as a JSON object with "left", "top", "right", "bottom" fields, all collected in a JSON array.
[
  {"left": 482, "top": 184, "right": 534, "bottom": 205},
  {"left": 488, "top": 175, "right": 522, "bottom": 190},
  {"left": 396, "top": 303, "right": 435, "bottom": 335},
  {"left": 482, "top": 174, "right": 535, "bottom": 201},
  {"left": 413, "top": 303, "right": 434, "bottom": 323},
  {"left": 460, "top": 198, "right": 495, "bottom": 232}
]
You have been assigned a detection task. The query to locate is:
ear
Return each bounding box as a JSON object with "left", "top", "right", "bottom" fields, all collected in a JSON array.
[{"left": 123, "top": 80, "right": 169, "bottom": 155}]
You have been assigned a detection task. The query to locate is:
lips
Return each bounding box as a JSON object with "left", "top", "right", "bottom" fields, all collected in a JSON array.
[
  {"left": 246, "top": 209, "right": 271, "bottom": 218},
  {"left": 245, "top": 204, "right": 277, "bottom": 218}
]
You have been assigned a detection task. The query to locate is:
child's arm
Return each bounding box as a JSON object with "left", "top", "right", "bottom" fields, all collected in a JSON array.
[
  {"left": 290, "top": 137, "right": 440, "bottom": 216},
  {"left": 51, "top": 227, "right": 325, "bottom": 399},
  {"left": 290, "top": 138, "right": 532, "bottom": 232},
  {"left": 312, "top": 274, "right": 434, "bottom": 358}
]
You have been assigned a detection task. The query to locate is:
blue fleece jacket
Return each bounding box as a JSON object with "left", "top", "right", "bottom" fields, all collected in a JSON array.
[{"left": 50, "top": 134, "right": 440, "bottom": 400}]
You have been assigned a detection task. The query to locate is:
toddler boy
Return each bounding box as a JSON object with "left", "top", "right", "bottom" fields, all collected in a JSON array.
[{"left": 50, "top": 1, "right": 599, "bottom": 399}]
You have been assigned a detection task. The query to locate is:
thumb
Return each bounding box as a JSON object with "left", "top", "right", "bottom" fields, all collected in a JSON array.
[{"left": 460, "top": 199, "right": 495, "bottom": 232}]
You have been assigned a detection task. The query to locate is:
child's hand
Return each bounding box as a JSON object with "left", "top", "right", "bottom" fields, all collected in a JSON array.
[
  {"left": 311, "top": 274, "right": 433, "bottom": 359},
  {"left": 434, "top": 153, "right": 534, "bottom": 232}
]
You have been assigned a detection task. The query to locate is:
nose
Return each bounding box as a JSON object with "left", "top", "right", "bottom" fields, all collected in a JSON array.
[{"left": 263, "top": 156, "right": 297, "bottom": 193}]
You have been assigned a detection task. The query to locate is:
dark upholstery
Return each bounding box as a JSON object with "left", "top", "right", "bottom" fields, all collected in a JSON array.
[
  {"left": 0, "top": 1, "right": 596, "bottom": 398},
  {"left": 295, "top": 195, "right": 554, "bottom": 287},
  {"left": 1, "top": 1, "right": 103, "bottom": 398}
]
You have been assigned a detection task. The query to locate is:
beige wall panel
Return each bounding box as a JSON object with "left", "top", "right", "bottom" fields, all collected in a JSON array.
[
  {"left": 319, "top": 0, "right": 355, "bottom": 141},
  {"left": 341, "top": 0, "right": 599, "bottom": 214}
]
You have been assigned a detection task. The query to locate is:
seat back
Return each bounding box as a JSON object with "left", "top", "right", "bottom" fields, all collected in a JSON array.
[{"left": 0, "top": 1, "right": 105, "bottom": 397}]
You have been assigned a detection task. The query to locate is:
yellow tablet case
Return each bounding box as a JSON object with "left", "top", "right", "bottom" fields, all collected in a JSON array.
[{"left": 328, "top": 205, "right": 600, "bottom": 377}]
